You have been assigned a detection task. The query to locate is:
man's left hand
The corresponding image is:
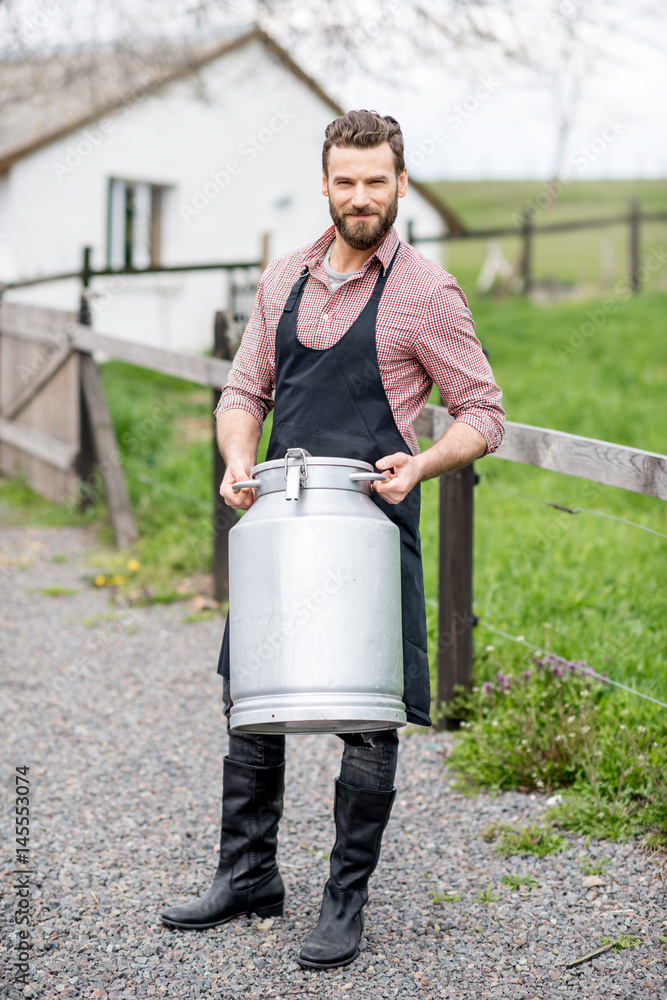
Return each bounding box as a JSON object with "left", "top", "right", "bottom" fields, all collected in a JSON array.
[{"left": 373, "top": 452, "right": 421, "bottom": 505}]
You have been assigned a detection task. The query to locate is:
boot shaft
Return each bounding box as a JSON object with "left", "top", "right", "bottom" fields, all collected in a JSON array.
[
  {"left": 329, "top": 780, "right": 396, "bottom": 892},
  {"left": 219, "top": 756, "right": 285, "bottom": 870}
]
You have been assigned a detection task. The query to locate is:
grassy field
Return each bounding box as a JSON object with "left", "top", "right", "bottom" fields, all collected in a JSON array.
[
  {"left": 423, "top": 178, "right": 667, "bottom": 296},
  {"left": 420, "top": 291, "right": 666, "bottom": 712}
]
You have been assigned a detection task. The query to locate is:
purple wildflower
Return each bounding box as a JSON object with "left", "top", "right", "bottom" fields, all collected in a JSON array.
[
  {"left": 551, "top": 661, "right": 566, "bottom": 678},
  {"left": 482, "top": 681, "right": 495, "bottom": 695},
  {"left": 522, "top": 670, "right": 532, "bottom": 683},
  {"left": 496, "top": 671, "right": 511, "bottom": 690}
]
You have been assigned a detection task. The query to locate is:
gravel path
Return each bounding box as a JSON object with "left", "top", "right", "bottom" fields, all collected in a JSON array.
[{"left": 1, "top": 524, "right": 665, "bottom": 1000}]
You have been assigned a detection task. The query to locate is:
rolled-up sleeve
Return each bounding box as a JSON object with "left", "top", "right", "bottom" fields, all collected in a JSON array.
[
  {"left": 414, "top": 282, "right": 505, "bottom": 453},
  {"left": 214, "top": 279, "right": 275, "bottom": 428}
]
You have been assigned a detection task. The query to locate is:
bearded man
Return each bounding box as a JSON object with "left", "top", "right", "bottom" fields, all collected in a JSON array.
[{"left": 161, "top": 109, "right": 505, "bottom": 968}]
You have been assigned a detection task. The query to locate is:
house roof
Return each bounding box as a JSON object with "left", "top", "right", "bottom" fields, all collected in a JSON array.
[{"left": 0, "top": 26, "right": 466, "bottom": 234}]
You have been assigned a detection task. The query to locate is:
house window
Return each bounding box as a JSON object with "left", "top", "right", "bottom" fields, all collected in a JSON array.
[{"left": 107, "top": 178, "right": 163, "bottom": 269}]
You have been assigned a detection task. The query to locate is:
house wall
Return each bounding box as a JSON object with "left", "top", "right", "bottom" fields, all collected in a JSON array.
[{"left": 3, "top": 39, "right": 447, "bottom": 355}]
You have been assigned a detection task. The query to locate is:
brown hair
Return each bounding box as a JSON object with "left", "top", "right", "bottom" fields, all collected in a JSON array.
[{"left": 322, "top": 110, "right": 405, "bottom": 177}]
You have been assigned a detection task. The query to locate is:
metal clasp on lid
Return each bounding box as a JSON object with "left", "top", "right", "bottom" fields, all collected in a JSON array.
[{"left": 283, "top": 448, "right": 311, "bottom": 501}]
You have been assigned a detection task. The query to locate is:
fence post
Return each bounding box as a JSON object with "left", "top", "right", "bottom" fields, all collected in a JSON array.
[
  {"left": 520, "top": 209, "right": 533, "bottom": 294},
  {"left": 260, "top": 232, "right": 270, "bottom": 272},
  {"left": 75, "top": 247, "right": 137, "bottom": 547},
  {"left": 212, "top": 310, "right": 237, "bottom": 604},
  {"left": 79, "top": 246, "right": 92, "bottom": 324},
  {"left": 437, "top": 463, "right": 475, "bottom": 728},
  {"left": 629, "top": 198, "right": 640, "bottom": 293},
  {"left": 76, "top": 246, "right": 95, "bottom": 507}
]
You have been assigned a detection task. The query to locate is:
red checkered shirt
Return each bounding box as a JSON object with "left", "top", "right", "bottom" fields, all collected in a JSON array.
[{"left": 215, "top": 224, "right": 505, "bottom": 455}]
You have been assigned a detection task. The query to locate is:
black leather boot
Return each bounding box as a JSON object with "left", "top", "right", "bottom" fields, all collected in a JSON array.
[
  {"left": 297, "top": 780, "right": 396, "bottom": 969},
  {"left": 160, "top": 756, "right": 285, "bottom": 930}
]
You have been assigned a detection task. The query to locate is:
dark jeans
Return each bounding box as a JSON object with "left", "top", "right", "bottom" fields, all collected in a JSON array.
[{"left": 222, "top": 679, "right": 398, "bottom": 791}]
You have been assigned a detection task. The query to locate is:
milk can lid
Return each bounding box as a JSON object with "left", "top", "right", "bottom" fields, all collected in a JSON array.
[
  {"left": 247, "top": 451, "right": 382, "bottom": 498},
  {"left": 253, "top": 454, "right": 374, "bottom": 474}
]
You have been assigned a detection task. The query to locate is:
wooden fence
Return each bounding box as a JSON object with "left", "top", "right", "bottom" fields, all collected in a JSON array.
[
  {"left": 1, "top": 301, "right": 665, "bottom": 725},
  {"left": 408, "top": 200, "right": 667, "bottom": 294}
]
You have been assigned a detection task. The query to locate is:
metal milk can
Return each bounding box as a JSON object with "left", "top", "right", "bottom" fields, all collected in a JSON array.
[{"left": 228, "top": 448, "right": 406, "bottom": 734}]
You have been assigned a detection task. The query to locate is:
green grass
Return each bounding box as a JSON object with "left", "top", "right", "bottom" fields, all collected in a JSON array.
[
  {"left": 424, "top": 178, "right": 667, "bottom": 294},
  {"left": 474, "top": 884, "right": 501, "bottom": 904},
  {"left": 501, "top": 874, "right": 538, "bottom": 891},
  {"left": 578, "top": 856, "right": 611, "bottom": 876},
  {"left": 599, "top": 934, "right": 642, "bottom": 952},
  {"left": 481, "top": 821, "right": 569, "bottom": 858},
  {"left": 429, "top": 891, "right": 461, "bottom": 904},
  {"left": 421, "top": 291, "right": 667, "bottom": 705},
  {"left": 39, "top": 586, "right": 78, "bottom": 597}
]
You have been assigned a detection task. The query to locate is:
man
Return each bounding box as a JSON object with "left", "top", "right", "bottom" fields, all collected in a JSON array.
[{"left": 161, "top": 110, "right": 505, "bottom": 968}]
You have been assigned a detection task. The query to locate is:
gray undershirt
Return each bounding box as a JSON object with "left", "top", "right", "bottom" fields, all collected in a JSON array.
[{"left": 322, "top": 242, "right": 356, "bottom": 293}]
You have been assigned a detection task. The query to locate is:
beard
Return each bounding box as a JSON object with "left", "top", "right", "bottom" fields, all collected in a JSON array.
[{"left": 328, "top": 187, "right": 399, "bottom": 251}]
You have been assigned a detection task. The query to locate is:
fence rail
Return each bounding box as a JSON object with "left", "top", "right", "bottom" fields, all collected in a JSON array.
[
  {"left": 408, "top": 201, "right": 667, "bottom": 294},
  {"left": 1, "top": 302, "right": 665, "bottom": 728}
]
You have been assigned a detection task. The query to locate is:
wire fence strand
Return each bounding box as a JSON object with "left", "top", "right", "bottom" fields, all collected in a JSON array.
[
  {"left": 482, "top": 476, "right": 667, "bottom": 539},
  {"left": 479, "top": 621, "right": 667, "bottom": 710}
]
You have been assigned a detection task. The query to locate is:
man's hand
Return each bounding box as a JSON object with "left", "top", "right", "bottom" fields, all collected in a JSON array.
[
  {"left": 217, "top": 409, "right": 263, "bottom": 510},
  {"left": 220, "top": 461, "right": 257, "bottom": 510},
  {"left": 374, "top": 422, "right": 489, "bottom": 504},
  {"left": 373, "top": 452, "right": 421, "bottom": 505}
]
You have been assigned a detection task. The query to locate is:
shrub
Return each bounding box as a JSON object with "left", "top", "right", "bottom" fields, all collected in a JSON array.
[{"left": 444, "top": 654, "right": 667, "bottom": 842}]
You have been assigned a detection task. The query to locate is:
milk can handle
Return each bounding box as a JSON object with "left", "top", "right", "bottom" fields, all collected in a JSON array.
[
  {"left": 231, "top": 479, "right": 259, "bottom": 491},
  {"left": 349, "top": 472, "right": 390, "bottom": 483}
]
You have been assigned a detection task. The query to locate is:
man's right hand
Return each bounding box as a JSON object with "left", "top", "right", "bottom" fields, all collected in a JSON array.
[
  {"left": 216, "top": 409, "right": 263, "bottom": 510},
  {"left": 220, "top": 461, "right": 257, "bottom": 510}
]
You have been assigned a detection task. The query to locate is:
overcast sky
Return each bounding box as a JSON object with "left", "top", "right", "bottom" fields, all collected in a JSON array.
[
  {"left": 3, "top": 0, "right": 666, "bottom": 180},
  {"left": 311, "top": 5, "right": 667, "bottom": 181}
]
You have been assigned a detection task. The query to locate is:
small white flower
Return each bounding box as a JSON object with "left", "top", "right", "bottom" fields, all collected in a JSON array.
[
  {"left": 485, "top": 645, "right": 495, "bottom": 652},
  {"left": 581, "top": 725, "right": 591, "bottom": 734},
  {"left": 491, "top": 720, "right": 499, "bottom": 727},
  {"left": 521, "top": 739, "right": 528, "bottom": 745},
  {"left": 568, "top": 733, "right": 576, "bottom": 739},
  {"left": 567, "top": 715, "right": 576, "bottom": 724},
  {"left": 619, "top": 725, "right": 626, "bottom": 730},
  {"left": 516, "top": 635, "right": 525, "bottom": 642},
  {"left": 597, "top": 811, "right": 605, "bottom": 818},
  {"left": 636, "top": 725, "right": 647, "bottom": 734},
  {"left": 555, "top": 735, "right": 564, "bottom": 742}
]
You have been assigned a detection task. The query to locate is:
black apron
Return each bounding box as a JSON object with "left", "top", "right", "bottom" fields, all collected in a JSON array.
[{"left": 218, "top": 245, "right": 431, "bottom": 727}]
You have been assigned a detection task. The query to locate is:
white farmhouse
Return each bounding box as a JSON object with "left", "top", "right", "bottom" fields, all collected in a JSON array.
[{"left": 0, "top": 26, "right": 462, "bottom": 354}]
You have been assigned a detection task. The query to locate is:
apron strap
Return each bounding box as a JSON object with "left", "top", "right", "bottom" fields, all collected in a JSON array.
[{"left": 282, "top": 266, "right": 310, "bottom": 313}]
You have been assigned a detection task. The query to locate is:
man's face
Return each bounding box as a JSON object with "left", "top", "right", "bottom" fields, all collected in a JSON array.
[{"left": 322, "top": 142, "right": 408, "bottom": 251}]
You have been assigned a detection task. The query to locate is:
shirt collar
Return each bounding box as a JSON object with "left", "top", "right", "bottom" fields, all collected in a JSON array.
[{"left": 303, "top": 224, "right": 399, "bottom": 275}]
